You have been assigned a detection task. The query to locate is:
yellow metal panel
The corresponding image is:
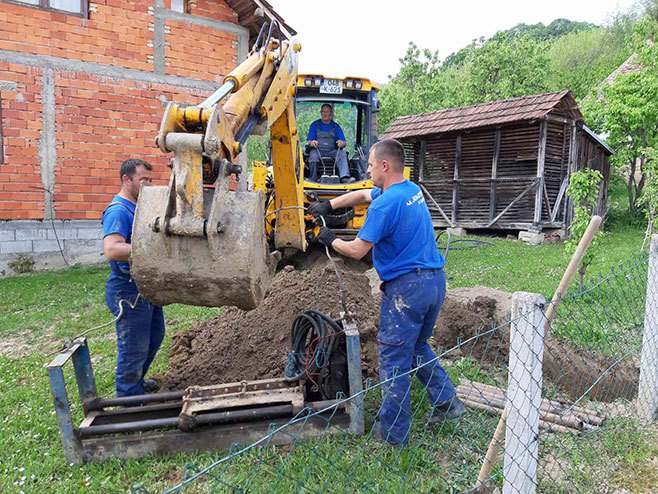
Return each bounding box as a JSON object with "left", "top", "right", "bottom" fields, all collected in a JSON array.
[
  {"left": 271, "top": 103, "right": 306, "bottom": 250},
  {"left": 296, "top": 74, "right": 380, "bottom": 92}
]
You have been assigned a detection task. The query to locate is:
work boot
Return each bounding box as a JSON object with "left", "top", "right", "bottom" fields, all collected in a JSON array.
[
  {"left": 371, "top": 421, "right": 405, "bottom": 448},
  {"left": 426, "top": 396, "right": 467, "bottom": 423},
  {"left": 142, "top": 377, "right": 160, "bottom": 393},
  {"left": 340, "top": 176, "right": 356, "bottom": 184}
]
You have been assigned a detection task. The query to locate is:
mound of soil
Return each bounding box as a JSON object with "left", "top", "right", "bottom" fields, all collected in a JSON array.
[
  {"left": 162, "top": 263, "right": 638, "bottom": 404},
  {"left": 162, "top": 257, "right": 380, "bottom": 390}
]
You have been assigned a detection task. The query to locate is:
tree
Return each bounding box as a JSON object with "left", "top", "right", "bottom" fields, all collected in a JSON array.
[
  {"left": 583, "top": 17, "right": 658, "bottom": 214},
  {"left": 462, "top": 35, "right": 549, "bottom": 104},
  {"left": 546, "top": 28, "right": 630, "bottom": 100},
  {"left": 565, "top": 169, "right": 604, "bottom": 289}
]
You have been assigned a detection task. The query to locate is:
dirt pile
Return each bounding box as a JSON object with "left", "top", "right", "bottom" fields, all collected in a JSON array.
[
  {"left": 163, "top": 257, "right": 380, "bottom": 390},
  {"left": 162, "top": 264, "right": 638, "bottom": 404},
  {"left": 435, "top": 286, "right": 512, "bottom": 365}
]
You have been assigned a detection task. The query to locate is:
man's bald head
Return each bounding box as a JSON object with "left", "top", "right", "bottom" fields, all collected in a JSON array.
[{"left": 370, "top": 139, "right": 406, "bottom": 173}]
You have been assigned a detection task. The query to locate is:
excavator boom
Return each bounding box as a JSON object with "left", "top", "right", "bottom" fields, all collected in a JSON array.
[{"left": 131, "top": 24, "right": 303, "bottom": 309}]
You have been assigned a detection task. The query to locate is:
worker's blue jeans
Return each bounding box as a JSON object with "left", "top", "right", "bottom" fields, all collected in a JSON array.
[
  {"left": 377, "top": 268, "right": 456, "bottom": 444},
  {"left": 105, "top": 275, "right": 165, "bottom": 397},
  {"left": 308, "top": 148, "right": 350, "bottom": 180}
]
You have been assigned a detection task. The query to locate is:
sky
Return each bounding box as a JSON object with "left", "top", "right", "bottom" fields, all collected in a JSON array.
[{"left": 269, "top": 0, "right": 639, "bottom": 84}]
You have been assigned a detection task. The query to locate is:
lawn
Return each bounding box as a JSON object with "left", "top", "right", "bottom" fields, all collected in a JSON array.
[{"left": 0, "top": 200, "right": 655, "bottom": 492}]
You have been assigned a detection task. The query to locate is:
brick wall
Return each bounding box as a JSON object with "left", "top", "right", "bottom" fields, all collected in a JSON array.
[{"left": 0, "top": 0, "right": 252, "bottom": 274}]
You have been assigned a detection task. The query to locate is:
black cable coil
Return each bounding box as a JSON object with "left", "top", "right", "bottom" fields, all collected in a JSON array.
[{"left": 284, "top": 310, "right": 343, "bottom": 400}]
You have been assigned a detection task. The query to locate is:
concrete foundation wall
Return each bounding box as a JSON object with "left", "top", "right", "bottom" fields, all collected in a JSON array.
[{"left": 0, "top": 220, "right": 103, "bottom": 275}]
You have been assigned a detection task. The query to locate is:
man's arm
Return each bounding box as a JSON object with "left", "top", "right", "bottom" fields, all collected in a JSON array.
[
  {"left": 329, "top": 189, "right": 372, "bottom": 210},
  {"left": 330, "top": 237, "right": 373, "bottom": 260},
  {"left": 335, "top": 123, "right": 347, "bottom": 149},
  {"left": 103, "top": 234, "right": 131, "bottom": 262}
]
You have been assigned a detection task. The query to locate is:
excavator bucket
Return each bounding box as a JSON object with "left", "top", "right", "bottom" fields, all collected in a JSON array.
[{"left": 131, "top": 182, "right": 278, "bottom": 310}]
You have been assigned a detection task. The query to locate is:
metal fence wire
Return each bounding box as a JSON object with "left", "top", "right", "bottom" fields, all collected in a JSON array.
[{"left": 134, "top": 243, "right": 656, "bottom": 494}]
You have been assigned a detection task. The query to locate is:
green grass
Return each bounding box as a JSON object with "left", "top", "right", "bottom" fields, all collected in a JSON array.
[{"left": 0, "top": 209, "right": 654, "bottom": 493}]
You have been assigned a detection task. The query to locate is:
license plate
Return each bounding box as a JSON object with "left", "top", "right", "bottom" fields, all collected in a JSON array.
[{"left": 320, "top": 78, "right": 343, "bottom": 94}]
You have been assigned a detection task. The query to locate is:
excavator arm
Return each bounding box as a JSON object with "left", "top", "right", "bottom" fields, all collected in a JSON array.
[{"left": 131, "top": 24, "right": 305, "bottom": 310}]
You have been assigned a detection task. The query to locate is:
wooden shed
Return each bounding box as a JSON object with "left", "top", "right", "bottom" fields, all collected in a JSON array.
[{"left": 382, "top": 91, "right": 613, "bottom": 232}]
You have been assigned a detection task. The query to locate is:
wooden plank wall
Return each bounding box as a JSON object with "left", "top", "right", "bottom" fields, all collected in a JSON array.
[{"left": 401, "top": 113, "right": 609, "bottom": 230}]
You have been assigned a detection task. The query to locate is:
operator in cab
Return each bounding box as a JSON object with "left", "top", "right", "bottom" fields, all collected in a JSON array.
[
  {"left": 307, "top": 104, "right": 355, "bottom": 184},
  {"left": 102, "top": 159, "right": 165, "bottom": 398},
  {"left": 308, "top": 138, "right": 466, "bottom": 446}
]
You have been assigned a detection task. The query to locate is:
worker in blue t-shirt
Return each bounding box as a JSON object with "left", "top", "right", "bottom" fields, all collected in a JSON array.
[
  {"left": 307, "top": 104, "right": 355, "bottom": 184},
  {"left": 308, "top": 138, "right": 466, "bottom": 445},
  {"left": 101, "top": 159, "right": 165, "bottom": 398}
]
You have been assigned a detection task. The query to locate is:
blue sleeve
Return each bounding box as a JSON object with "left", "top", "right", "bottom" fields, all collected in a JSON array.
[
  {"left": 370, "top": 188, "right": 382, "bottom": 201},
  {"left": 357, "top": 206, "right": 390, "bottom": 243},
  {"left": 307, "top": 121, "right": 318, "bottom": 141},
  {"left": 334, "top": 123, "right": 346, "bottom": 142},
  {"left": 102, "top": 205, "right": 132, "bottom": 240}
]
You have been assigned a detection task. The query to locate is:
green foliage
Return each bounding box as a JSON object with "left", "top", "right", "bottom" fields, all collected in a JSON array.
[
  {"left": 8, "top": 254, "right": 36, "bottom": 274},
  {"left": 463, "top": 35, "right": 549, "bottom": 103},
  {"left": 504, "top": 18, "right": 598, "bottom": 41},
  {"left": 565, "top": 169, "right": 604, "bottom": 288},
  {"left": 546, "top": 28, "right": 631, "bottom": 99},
  {"left": 583, "top": 16, "right": 658, "bottom": 214}
]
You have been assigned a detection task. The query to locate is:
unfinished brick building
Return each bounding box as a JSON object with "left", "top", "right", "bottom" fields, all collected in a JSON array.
[{"left": 0, "top": 0, "right": 293, "bottom": 273}]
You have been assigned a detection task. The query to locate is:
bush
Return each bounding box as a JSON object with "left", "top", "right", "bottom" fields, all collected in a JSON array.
[{"left": 8, "top": 254, "right": 36, "bottom": 274}]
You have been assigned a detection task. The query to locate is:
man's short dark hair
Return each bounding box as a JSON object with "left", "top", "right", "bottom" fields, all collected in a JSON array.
[
  {"left": 321, "top": 103, "right": 333, "bottom": 112},
  {"left": 120, "top": 158, "right": 152, "bottom": 180},
  {"left": 371, "top": 139, "right": 405, "bottom": 172}
]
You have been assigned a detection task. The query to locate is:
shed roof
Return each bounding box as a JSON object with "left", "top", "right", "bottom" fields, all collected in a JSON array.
[
  {"left": 383, "top": 91, "right": 583, "bottom": 139},
  {"left": 226, "top": 0, "right": 296, "bottom": 45}
]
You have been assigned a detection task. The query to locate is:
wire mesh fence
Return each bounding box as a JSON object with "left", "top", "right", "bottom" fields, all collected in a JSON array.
[{"left": 134, "top": 240, "right": 656, "bottom": 494}]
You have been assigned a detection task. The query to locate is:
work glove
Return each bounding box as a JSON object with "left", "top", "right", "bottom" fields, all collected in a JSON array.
[
  {"left": 308, "top": 200, "right": 333, "bottom": 218},
  {"left": 316, "top": 226, "right": 337, "bottom": 247}
]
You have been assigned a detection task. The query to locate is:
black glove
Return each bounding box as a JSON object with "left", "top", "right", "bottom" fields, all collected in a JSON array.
[
  {"left": 308, "top": 200, "right": 333, "bottom": 218},
  {"left": 316, "top": 226, "right": 337, "bottom": 247}
]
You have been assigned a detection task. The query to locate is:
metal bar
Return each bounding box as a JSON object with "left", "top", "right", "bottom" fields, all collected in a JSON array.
[
  {"left": 342, "top": 316, "right": 364, "bottom": 435},
  {"left": 489, "top": 129, "right": 501, "bottom": 222},
  {"left": 194, "top": 404, "right": 293, "bottom": 426},
  {"left": 78, "top": 417, "right": 180, "bottom": 438},
  {"left": 487, "top": 179, "right": 539, "bottom": 228},
  {"left": 419, "top": 183, "right": 454, "bottom": 227},
  {"left": 71, "top": 339, "right": 98, "bottom": 414},
  {"left": 79, "top": 404, "right": 294, "bottom": 438},
  {"left": 534, "top": 120, "right": 547, "bottom": 224},
  {"left": 92, "top": 390, "right": 185, "bottom": 409},
  {"left": 199, "top": 80, "right": 236, "bottom": 108},
  {"left": 47, "top": 338, "right": 84, "bottom": 368},
  {"left": 48, "top": 365, "right": 83, "bottom": 464}
]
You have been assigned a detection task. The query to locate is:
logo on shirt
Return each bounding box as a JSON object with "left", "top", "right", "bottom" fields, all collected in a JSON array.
[{"left": 406, "top": 191, "right": 425, "bottom": 206}]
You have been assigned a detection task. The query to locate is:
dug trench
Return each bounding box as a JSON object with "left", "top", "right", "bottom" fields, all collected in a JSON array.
[{"left": 161, "top": 257, "right": 638, "bottom": 403}]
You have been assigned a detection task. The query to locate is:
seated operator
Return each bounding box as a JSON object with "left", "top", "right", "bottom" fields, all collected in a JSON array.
[{"left": 307, "top": 104, "right": 355, "bottom": 184}]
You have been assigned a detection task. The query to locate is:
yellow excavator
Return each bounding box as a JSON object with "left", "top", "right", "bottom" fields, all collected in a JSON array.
[{"left": 131, "top": 24, "right": 381, "bottom": 310}]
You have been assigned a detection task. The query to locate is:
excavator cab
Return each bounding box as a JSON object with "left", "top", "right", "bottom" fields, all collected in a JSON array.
[{"left": 254, "top": 75, "right": 381, "bottom": 241}]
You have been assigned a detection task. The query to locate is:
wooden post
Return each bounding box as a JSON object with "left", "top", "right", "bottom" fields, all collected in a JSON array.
[
  {"left": 490, "top": 129, "right": 501, "bottom": 222},
  {"left": 638, "top": 235, "right": 658, "bottom": 421},
  {"left": 534, "top": 120, "right": 547, "bottom": 225},
  {"left": 503, "top": 292, "right": 545, "bottom": 494},
  {"left": 418, "top": 138, "right": 427, "bottom": 182},
  {"left": 452, "top": 134, "right": 461, "bottom": 225},
  {"left": 564, "top": 123, "right": 579, "bottom": 230}
]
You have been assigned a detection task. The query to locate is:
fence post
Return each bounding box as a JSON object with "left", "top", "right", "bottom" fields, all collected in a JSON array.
[
  {"left": 503, "top": 292, "right": 546, "bottom": 494},
  {"left": 638, "top": 234, "right": 658, "bottom": 421}
]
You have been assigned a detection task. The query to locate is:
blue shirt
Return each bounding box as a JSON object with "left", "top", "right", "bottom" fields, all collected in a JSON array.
[
  {"left": 357, "top": 180, "right": 445, "bottom": 281},
  {"left": 307, "top": 120, "right": 346, "bottom": 142},
  {"left": 102, "top": 195, "right": 136, "bottom": 278}
]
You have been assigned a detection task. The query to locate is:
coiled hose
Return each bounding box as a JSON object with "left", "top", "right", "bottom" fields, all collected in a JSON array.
[{"left": 284, "top": 310, "right": 343, "bottom": 400}]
